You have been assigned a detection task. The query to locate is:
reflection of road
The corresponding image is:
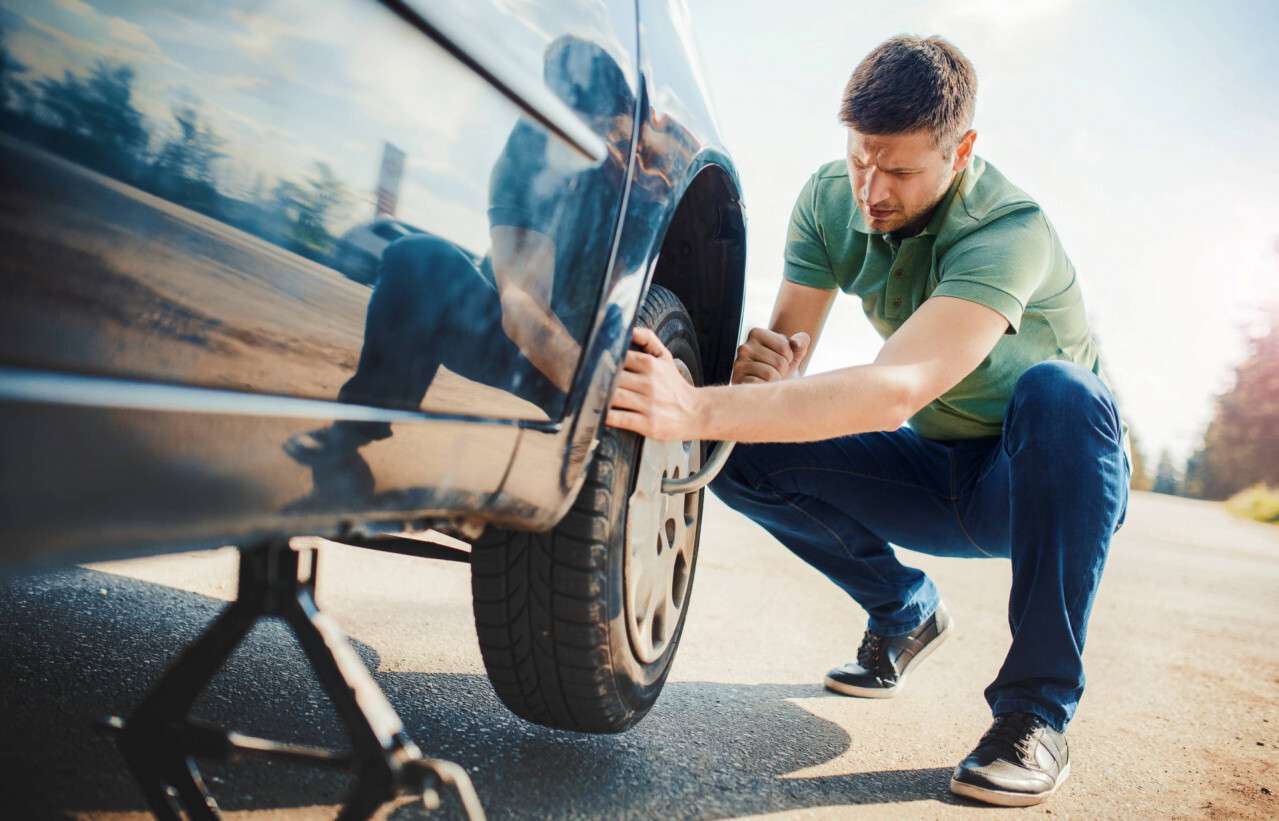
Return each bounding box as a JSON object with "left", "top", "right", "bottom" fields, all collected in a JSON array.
[
  {"left": 0, "top": 491, "right": 1275, "bottom": 818},
  {"left": 0, "top": 137, "right": 540, "bottom": 420}
]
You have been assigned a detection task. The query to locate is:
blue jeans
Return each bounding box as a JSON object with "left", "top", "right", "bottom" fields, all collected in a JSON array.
[{"left": 707, "top": 360, "right": 1130, "bottom": 731}]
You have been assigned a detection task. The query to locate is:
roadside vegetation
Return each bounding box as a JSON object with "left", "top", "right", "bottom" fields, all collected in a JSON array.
[
  {"left": 1146, "top": 281, "right": 1279, "bottom": 524},
  {"left": 1224, "top": 484, "right": 1279, "bottom": 526}
]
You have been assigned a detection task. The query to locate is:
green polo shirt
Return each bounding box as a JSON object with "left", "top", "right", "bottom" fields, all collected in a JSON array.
[{"left": 784, "top": 155, "right": 1129, "bottom": 455}]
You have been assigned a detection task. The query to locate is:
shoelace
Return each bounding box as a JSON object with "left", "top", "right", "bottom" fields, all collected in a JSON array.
[
  {"left": 979, "top": 712, "right": 1044, "bottom": 761},
  {"left": 855, "top": 630, "right": 889, "bottom": 674}
]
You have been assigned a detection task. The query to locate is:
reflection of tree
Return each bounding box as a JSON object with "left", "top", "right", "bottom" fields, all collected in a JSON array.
[
  {"left": 0, "top": 24, "right": 356, "bottom": 271},
  {"left": 0, "top": 26, "right": 25, "bottom": 113},
  {"left": 273, "top": 162, "right": 349, "bottom": 260},
  {"left": 33, "top": 62, "right": 148, "bottom": 180},
  {"left": 151, "top": 103, "right": 225, "bottom": 211}
]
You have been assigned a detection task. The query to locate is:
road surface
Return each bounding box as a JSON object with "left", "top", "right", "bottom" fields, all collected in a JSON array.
[{"left": 0, "top": 490, "right": 1275, "bottom": 819}]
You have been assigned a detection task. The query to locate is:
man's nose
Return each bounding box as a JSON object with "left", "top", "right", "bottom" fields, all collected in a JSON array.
[{"left": 862, "top": 169, "right": 890, "bottom": 205}]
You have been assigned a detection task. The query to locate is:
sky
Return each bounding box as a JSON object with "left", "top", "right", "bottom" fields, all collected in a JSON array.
[{"left": 689, "top": 0, "right": 1279, "bottom": 466}]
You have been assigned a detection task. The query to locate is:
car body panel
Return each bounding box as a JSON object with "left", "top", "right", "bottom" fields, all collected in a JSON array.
[{"left": 0, "top": 0, "right": 744, "bottom": 566}]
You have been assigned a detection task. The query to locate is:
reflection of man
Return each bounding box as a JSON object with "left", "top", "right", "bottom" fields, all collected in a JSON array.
[
  {"left": 284, "top": 36, "right": 637, "bottom": 499},
  {"left": 607, "top": 36, "right": 1129, "bottom": 808}
]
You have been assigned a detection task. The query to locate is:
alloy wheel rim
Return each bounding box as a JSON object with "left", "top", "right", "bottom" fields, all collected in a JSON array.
[{"left": 623, "top": 358, "right": 701, "bottom": 664}]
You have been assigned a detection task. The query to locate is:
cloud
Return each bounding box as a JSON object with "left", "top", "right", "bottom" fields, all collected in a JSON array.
[
  {"left": 52, "top": 0, "right": 95, "bottom": 17},
  {"left": 106, "top": 16, "right": 159, "bottom": 53},
  {"left": 38, "top": 1, "right": 165, "bottom": 62}
]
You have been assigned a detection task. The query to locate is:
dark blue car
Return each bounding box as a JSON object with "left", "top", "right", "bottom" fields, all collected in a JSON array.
[{"left": 0, "top": 1, "right": 745, "bottom": 813}]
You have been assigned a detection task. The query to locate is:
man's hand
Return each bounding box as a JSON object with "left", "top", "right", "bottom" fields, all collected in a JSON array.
[
  {"left": 605, "top": 328, "right": 703, "bottom": 441},
  {"left": 731, "top": 327, "right": 812, "bottom": 384}
]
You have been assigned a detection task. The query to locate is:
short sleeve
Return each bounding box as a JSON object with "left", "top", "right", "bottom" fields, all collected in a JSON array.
[
  {"left": 487, "top": 119, "right": 552, "bottom": 231},
  {"left": 931, "top": 208, "right": 1051, "bottom": 335},
  {"left": 782, "top": 173, "right": 838, "bottom": 290}
]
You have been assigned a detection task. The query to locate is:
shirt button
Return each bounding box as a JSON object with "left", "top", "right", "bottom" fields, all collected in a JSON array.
[
  {"left": 891, "top": 297, "right": 902, "bottom": 307},
  {"left": 894, "top": 270, "right": 904, "bottom": 278}
]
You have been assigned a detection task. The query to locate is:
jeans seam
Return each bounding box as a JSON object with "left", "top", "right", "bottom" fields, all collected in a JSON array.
[
  {"left": 750, "top": 479, "right": 892, "bottom": 586},
  {"left": 763, "top": 466, "right": 945, "bottom": 498},
  {"left": 950, "top": 498, "right": 997, "bottom": 558},
  {"left": 947, "top": 446, "right": 997, "bottom": 558}
]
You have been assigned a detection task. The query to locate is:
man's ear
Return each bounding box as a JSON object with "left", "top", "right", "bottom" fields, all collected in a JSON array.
[{"left": 952, "top": 129, "right": 977, "bottom": 171}]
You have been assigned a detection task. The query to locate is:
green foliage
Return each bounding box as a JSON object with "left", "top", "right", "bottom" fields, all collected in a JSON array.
[{"left": 1224, "top": 483, "right": 1279, "bottom": 525}]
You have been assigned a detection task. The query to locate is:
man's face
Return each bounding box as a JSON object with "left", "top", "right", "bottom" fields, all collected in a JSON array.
[{"left": 845, "top": 127, "right": 975, "bottom": 235}]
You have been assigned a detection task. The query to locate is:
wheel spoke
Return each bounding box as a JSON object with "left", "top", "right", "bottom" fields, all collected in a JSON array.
[{"left": 623, "top": 358, "right": 701, "bottom": 664}]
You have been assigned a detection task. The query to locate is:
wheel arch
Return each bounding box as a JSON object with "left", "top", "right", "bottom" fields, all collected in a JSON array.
[{"left": 645, "top": 162, "right": 746, "bottom": 389}]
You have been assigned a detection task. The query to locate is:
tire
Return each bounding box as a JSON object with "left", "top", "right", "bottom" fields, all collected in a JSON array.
[{"left": 471, "top": 284, "right": 705, "bottom": 733}]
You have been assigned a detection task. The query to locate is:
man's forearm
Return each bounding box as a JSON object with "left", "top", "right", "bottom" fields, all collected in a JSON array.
[
  {"left": 500, "top": 289, "right": 580, "bottom": 393},
  {"left": 695, "top": 363, "right": 910, "bottom": 443}
]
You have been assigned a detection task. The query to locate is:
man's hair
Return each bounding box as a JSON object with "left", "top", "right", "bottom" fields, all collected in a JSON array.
[{"left": 838, "top": 35, "right": 976, "bottom": 154}]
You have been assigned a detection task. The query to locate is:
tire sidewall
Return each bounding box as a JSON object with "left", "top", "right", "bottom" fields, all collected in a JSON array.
[{"left": 600, "top": 290, "right": 705, "bottom": 714}]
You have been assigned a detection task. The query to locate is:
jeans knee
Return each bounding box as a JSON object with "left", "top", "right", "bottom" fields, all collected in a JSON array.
[
  {"left": 381, "top": 234, "right": 474, "bottom": 292},
  {"left": 1006, "top": 360, "right": 1123, "bottom": 449},
  {"left": 707, "top": 444, "right": 757, "bottom": 506}
]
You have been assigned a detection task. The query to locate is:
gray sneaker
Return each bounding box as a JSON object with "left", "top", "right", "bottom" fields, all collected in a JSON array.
[
  {"left": 823, "top": 601, "right": 954, "bottom": 698},
  {"left": 950, "top": 711, "right": 1070, "bottom": 806}
]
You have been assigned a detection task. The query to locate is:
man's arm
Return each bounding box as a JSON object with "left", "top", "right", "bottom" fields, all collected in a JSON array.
[
  {"left": 732, "top": 280, "right": 836, "bottom": 384},
  {"left": 489, "top": 225, "right": 581, "bottom": 393},
  {"left": 607, "top": 295, "right": 1009, "bottom": 443}
]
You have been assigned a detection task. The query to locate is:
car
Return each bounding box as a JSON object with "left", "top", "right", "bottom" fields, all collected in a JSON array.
[
  {"left": 0, "top": 0, "right": 745, "bottom": 816},
  {"left": 333, "top": 217, "right": 427, "bottom": 285}
]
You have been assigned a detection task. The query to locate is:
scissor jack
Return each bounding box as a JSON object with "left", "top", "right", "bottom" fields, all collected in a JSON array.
[{"left": 100, "top": 541, "right": 485, "bottom": 820}]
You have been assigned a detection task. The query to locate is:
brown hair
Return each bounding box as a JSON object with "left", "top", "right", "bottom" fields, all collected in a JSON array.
[{"left": 838, "top": 35, "right": 976, "bottom": 153}]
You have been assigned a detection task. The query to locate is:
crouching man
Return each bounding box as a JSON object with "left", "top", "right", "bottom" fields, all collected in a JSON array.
[{"left": 605, "top": 34, "right": 1130, "bottom": 807}]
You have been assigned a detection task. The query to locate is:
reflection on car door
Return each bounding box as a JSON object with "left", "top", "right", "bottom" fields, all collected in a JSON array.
[{"left": 0, "top": 0, "right": 636, "bottom": 425}]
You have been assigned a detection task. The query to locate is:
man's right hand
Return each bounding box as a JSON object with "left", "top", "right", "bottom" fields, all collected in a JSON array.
[{"left": 731, "top": 328, "right": 812, "bottom": 384}]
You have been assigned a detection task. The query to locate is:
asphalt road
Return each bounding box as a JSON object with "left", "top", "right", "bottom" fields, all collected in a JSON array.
[{"left": 1, "top": 490, "right": 1276, "bottom": 820}]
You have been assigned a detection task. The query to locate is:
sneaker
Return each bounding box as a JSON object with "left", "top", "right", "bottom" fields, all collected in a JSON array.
[
  {"left": 823, "top": 600, "right": 953, "bottom": 698},
  {"left": 949, "top": 711, "right": 1071, "bottom": 807}
]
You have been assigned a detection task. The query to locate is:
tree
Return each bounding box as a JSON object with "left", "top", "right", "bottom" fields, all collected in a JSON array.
[
  {"left": 1192, "top": 301, "right": 1279, "bottom": 499},
  {"left": 1152, "top": 448, "right": 1181, "bottom": 496},
  {"left": 1126, "top": 426, "right": 1153, "bottom": 491}
]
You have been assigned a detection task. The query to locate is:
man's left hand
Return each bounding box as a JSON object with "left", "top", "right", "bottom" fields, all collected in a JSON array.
[{"left": 605, "top": 327, "right": 703, "bottom": 441}]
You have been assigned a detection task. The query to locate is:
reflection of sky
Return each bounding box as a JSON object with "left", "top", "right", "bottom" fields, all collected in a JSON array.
[
  {"left": 3, "top": 0, "right": 570, "bottom": 250},
  {"left": 694, "top": 0, "right": 1279, "bottom": 466}
]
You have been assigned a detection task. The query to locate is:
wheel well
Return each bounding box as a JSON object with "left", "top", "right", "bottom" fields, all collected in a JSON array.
[{"left": 649, "top": 166, "right": 746, "bottom": 387}]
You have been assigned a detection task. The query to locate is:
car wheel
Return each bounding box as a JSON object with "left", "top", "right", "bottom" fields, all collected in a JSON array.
[{"left": 471, "top": 283, "right": 704, "bottom": 733}]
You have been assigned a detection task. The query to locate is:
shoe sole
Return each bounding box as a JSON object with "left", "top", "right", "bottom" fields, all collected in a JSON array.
[
  {"left": 948, "top": 762, "right": 1070, "bottom": 807},
  {"left": 822, "top": 615, "right": 955, "bottom": 699}
]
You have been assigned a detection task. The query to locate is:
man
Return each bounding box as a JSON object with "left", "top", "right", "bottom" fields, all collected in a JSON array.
[{"left": 605, "top": 35, "right": 1130, "bottom": 808}]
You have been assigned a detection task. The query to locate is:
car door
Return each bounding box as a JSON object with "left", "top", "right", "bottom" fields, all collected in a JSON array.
[
  {"left": 0, "top": 0, "right": 637, "bottom": 559},
  {"left": 0, "top": 0, "right": 636, "bottom": 423}
]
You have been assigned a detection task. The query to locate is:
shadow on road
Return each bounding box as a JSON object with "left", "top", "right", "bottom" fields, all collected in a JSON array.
[{"left": 0, "top": 568, "right": 960, "bottom": 818}]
